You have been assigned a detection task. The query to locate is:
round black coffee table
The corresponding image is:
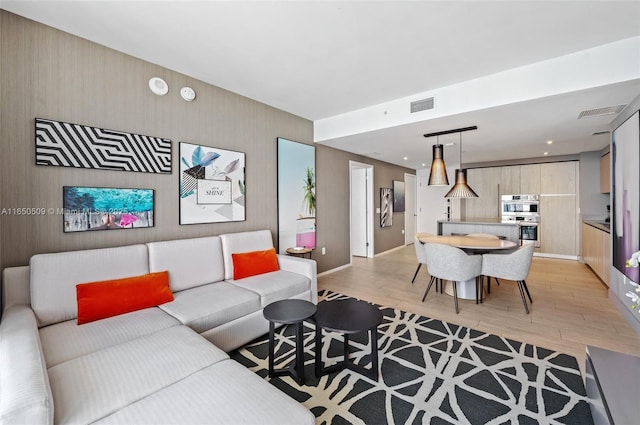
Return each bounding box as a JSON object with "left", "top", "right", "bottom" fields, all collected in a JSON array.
[
  {"left": 313, "top": 298, "right": 383, "bottom": 381},
  {"left": 263, "top": 299, "right": 316, "bottom": 385}
]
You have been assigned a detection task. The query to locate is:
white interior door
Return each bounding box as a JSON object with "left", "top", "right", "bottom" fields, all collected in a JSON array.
[
  {"left": 405, "top": 173, "right": 416, "bottom": 245},
  {"left": 351, "top": 167, "right": 368, "bottom": 257},
  {"left": 350, "top": 161, "right": 373, "bottom": 258}
]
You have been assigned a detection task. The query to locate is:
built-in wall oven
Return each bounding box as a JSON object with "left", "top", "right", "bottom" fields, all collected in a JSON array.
[{"left": 501, "top": 195, "right": 540, "bottom": 247}]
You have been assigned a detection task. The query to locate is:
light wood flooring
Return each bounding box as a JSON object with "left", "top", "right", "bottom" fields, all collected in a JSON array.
[{"left": 318, "top": 245, "right": 640, "bottom": 374}]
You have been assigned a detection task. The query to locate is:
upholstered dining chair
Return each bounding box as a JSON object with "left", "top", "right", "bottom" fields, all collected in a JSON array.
[
  {"left": 466, "top": 233, "right": 501, "bottom": 293},
  {"left": 422, "top": 243, "right": 482, "bottom": 314},
  {"left": 480, "top": 243, "right": 535, "bottom": 313},
  {"left": 411, "top": 233, "right": 432, "bottom": 284}
]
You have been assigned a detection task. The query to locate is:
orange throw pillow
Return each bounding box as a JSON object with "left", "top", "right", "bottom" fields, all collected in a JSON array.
[
  {"left": 76, "top": 271, "right": 174, "bottom": 325},
  {"left": 232, "top": 248, "right": 280, "bottom": 280}
]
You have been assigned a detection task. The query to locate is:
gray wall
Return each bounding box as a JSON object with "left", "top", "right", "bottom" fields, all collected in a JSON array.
[
  {"left": 579, "top": 150, "right": 610, "bottom": 221},
  {"left": 0, "top": 10, "right": 413, "bottom": 275}
]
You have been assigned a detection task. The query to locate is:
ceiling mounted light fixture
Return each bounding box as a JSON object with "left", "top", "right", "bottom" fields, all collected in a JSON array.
[
  {"left": 427, "top": 136, "right": 449, "bottom": 186},
  {"left": 444, "top": 126, "right": 478, "bottom": 198}
]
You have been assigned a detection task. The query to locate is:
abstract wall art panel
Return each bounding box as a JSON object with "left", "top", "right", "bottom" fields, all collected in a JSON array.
[
  {"left": 35, "top": 118, "right": 172, "bottom": 173},
  {"left": 380, "top": 188, "right": 393, "bottom": 227},
  {"left": 179, "top": 142, "right": 245, "bottom": 224},
  {"left": 393, "top": 180, "right": 405, "bottom": 213},
  {"left": 63, "top": 186, "right": 154, "bottom": 233},
  {"left": 277, "top": 138, "right": 316, "bottom": 252},
  {"left": 612, "top": 110, "right": 640, "bottom": 284}
]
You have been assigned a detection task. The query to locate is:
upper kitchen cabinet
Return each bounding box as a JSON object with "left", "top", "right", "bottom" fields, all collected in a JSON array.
[
  {"left": 463, "top": 167, "right": 500, "bottom": 219},
  {"left": 520, "top": 164, "right": 541, "bottom": 194},
  {"left": 600, "top": 152, "right": 611, "bottom": 193},
  {"left": 540, "top": 161, "right": 577, "bottom": 194},
  {"left": 499, "top": 165, "right": 521, "bottom": 195}
]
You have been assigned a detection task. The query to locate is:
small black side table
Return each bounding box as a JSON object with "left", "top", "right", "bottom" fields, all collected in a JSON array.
[
  {"left": 263, "top": 299, "right": 316, "bottom": 385},
  {"left": 314, "top": 298, "right": 383, "bottom": 381}
]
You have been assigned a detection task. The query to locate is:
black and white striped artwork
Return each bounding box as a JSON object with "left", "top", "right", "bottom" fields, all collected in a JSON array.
[
  {"left": 380, "top": 187, "right": 393, "bottom": 227},
  {"left": 35, "top": 118, "right": 172, "bottom": 174}
]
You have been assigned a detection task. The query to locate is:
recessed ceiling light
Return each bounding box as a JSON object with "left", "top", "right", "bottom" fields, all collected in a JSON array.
[
  {"left": 403, "top": 157, "right": 408, "bottom": 161},
  {"left": 544, "top": 152, "right": 549, "bottom": 156},
  {"left": 422, "top": 163, "right": 426, "bottom": 167},
  {"left": 148, "top": 77, "right": 168, "bottom": 96},
  {"left": 546, "top": 140, "right": 553, "bottom": 145}
]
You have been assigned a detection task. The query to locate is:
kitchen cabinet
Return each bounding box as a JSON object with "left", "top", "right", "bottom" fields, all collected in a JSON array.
[
  {"left": 540, "top": 195, "right": 577, "bottom": 256},
  {"left": 463, "top": 167, "right": 500, "bottom": 220},
  {"left": 600, "top": 152, "right": 611, "bottom": 193},
  {"left": 540, "top": 161, "right": 577, "bottom": 194},
  {"left": 520, "top": 164, "right": 541, "bottom": 194},
  {"left": 582, "top": 222, "right": 611, "bottom": 286},
  {"left": 499, "top": 165, "right": 520, "bottom": 195}
]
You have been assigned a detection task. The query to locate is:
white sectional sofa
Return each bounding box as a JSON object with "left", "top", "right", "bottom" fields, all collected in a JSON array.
[{"left": 0, "top": 230, "right": 317, "bottom": 425}]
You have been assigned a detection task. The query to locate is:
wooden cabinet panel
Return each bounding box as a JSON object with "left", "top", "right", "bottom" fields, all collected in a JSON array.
[
  {"left": 499, "top": 165, "right": 520, "bottom": 195},
  {"left": 540, "top": 161, "right": 577, "bottom": 194},
  {"left": 582, "top": 222, "right": 611, "bottom": 286},
  {"left": 600, "top": 152, "right": 611, "bottom": 194},
  {"left": 520, "top": 164, "right": 541, "bottom": 194},
  {"left": 463, "top": 167, "right": 500, "bottom": 219},
  {"left": 540, "top": 195, "right": 577, "bottom": 256}
]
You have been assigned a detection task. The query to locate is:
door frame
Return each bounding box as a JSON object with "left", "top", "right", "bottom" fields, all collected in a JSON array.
[
  {"left": 404, "top": 173, "right": 416, "bottom": 245},
  {"left": 349, "top": 161, "right": 374, "bottom": 258}
]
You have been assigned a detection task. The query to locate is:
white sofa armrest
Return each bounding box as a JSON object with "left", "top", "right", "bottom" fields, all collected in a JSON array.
[
  {"left": 2, "top": 266, "right": 31, "bottom": 314},
  {"left": 277, "top": 255, "right": 317, "bottom": 304},
  {"left": 0, "top": 305, "right": 54, "bottom": 425}
]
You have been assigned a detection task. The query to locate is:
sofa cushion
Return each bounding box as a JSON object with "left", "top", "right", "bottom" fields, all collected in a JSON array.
[
  {"left": 39, "top": 307, "right": 181, "bottom": 368},
  {"left": 147, "top": 236, "right": 225, "bottom": 292},
  {"left": 159, "top": 282, "right": 261, "bottom": 333},
  {"left": 0, "top": 306, "right": 53, "bottom": 425},
  {"left": 30, "top": 245, "right": 149, "bottom": 327},
  {"left": 228, "top": 269, "right": 311, "bottom": 307},
  {"left": 220, "top": 230, "right": 274, "bottom": 280},
  {"left": 76, "top": 271, "right": 173, "bottom": 324},
  {"left": 48, "top": 325, "right": 228, "bottom": 425},
  {"left": 232, "top": 248, "right": 279, "bottom": 280},
  {"left": 92, "top": 359, "right": 315, "bottom": 425}
]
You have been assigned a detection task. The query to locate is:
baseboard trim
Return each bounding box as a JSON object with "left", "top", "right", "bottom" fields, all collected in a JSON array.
[{"left": 318, "top": 263, "right": 351, "bottom": 277}]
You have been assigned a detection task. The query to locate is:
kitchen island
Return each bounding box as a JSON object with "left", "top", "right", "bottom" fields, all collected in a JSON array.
[{"left": 437, "top": 219, "right": 519, "bottom": 243}]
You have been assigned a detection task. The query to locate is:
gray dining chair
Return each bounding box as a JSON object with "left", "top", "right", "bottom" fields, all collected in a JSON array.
[
  {"left": 466, "top": 233, "right": 501, "bottom": 292},
  {"left": 481, "top": 243, "right": 535, "bottom": 313},
  {"left": 422, "top": 243, "right": 482, "bottom": 314},
  {"left": 411, "top": 233, "right": 431, "bottom": 284}
]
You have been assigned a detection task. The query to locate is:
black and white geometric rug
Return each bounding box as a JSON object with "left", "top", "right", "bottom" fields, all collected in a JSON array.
[{"left": 231, "top": 291, "right": 593, "bottom": 425}]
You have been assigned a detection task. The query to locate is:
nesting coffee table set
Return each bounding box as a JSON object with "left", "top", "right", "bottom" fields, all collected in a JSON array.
[{"left": 262, "top": 298, "right": 383, "bottom": 385}]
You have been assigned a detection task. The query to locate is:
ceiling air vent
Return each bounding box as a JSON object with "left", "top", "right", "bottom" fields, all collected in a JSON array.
[
  {"left": 410, "top": 97, "right": 434, "bottom": 113},
  {"left": 578, "top": 104, "right": 626, "bottom": 119},
  {"left": 592, "top": 131, "right": 611, "bottom": 136}
]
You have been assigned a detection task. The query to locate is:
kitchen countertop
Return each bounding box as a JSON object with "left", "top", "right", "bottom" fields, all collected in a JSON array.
[
  {"left": 584, "top": 220, "right": 610, "bottom": 233},
  {"left": 438, "top": 218, "right": 517, "bottom": 226}
]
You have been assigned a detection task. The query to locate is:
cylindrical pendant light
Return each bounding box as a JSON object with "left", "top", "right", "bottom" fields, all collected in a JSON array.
[
  {"left": 428, "top": 136, "right": 449, "bottom": 186},
  {"left": 445, "top": 131, "right": 478, "bottom": 198}
]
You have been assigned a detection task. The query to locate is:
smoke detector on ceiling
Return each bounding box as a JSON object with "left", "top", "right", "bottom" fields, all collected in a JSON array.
[{"left": 577, "top": 104, "right": 626, "bottom": 119}]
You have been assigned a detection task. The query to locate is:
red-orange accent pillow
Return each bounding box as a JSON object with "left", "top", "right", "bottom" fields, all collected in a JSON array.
[
  {"left": 76, "top": 271, "right": 174, "bottom": 325},
  {"left": 232, "top": 248, "right": 280, "bottom": 280}
]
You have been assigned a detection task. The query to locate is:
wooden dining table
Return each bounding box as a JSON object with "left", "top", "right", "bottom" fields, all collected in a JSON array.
[
  {"left": 417, "top": 234, "right": 518, "bottom": 251},
  {"left": 416, "top": 234, "right": 518, "bottom": 299}
]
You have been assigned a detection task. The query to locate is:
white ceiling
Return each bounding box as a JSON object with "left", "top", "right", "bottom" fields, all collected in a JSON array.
[{"left": 2, "top": 0, "right": 640, "bottom": 169}]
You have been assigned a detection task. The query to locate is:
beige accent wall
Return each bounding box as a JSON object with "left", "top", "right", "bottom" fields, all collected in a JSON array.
[{"left": 0, "top": 11, "right": 414, "bottom": 274}]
